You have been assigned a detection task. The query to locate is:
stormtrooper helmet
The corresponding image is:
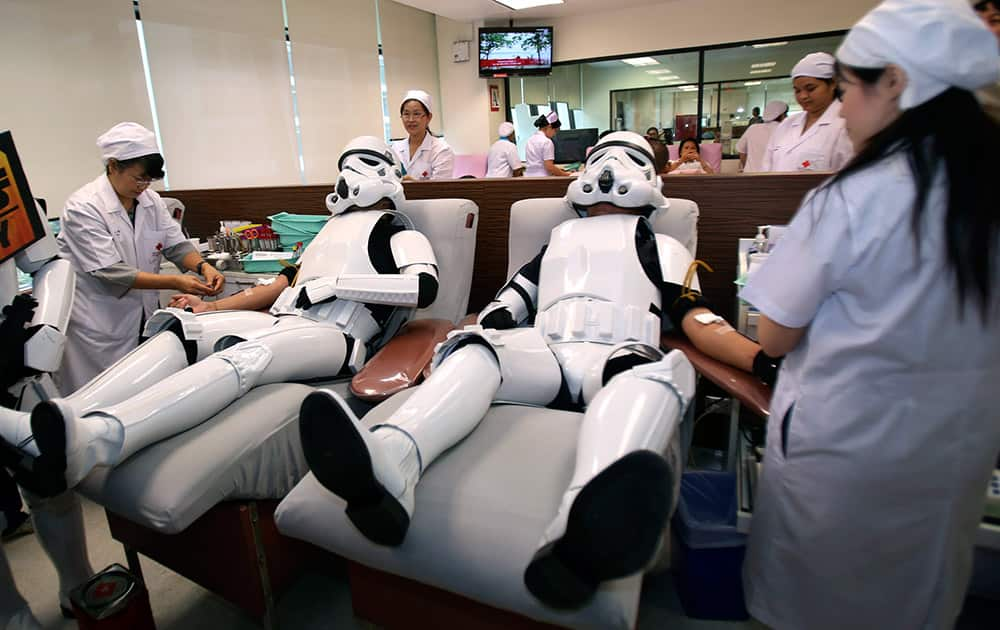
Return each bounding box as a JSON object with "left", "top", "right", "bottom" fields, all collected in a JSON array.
[
  {"left": 326, "top": 136, "right": 405, "bottom": 216},
  {"left": 566, "top": 131, "right": 669, "bottom": 218}
]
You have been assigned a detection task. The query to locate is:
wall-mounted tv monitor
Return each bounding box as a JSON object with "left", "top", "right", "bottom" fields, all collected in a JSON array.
[{"left": 479, "top": 27, "right": 553, "bottom": 77}]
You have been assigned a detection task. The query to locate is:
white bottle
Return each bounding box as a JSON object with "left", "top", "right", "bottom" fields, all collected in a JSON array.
[{"left": 752, "top": 226, "right": 768, "bottom": 254}]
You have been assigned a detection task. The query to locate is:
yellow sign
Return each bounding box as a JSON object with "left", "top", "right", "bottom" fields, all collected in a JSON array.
[{"left": 0, "top": 131, "right": 45, "bottom": 264}]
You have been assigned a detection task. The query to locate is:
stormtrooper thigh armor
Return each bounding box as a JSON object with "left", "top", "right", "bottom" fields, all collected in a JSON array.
[{"left": 14, "top": 316, "right": 348, "bottom": 489}]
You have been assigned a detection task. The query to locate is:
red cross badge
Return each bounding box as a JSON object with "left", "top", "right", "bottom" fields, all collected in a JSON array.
[
  {"left": 801, "top": 160, "right": 811, "bottom": 169},
  {"left": 155, "top": 242, "right": 163, "bottom": 251},
  {"left": 421, "top": 171, "right": 429, "bottom": 178}
]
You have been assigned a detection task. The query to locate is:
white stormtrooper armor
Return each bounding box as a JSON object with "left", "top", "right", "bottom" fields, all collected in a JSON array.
[
  {"left": 0, "top": 131, "right": 89, "bottom": 629},
  {"left": 298, "top": 131, "right": 700, "bottom": 610},
  {"left": 0, "top": 136, "right": 439, "bottom": 499}
]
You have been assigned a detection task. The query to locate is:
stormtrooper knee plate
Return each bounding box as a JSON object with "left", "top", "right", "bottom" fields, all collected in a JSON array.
[
  {"left": 432, "top": 325, "right": 562, "bottom": 406},
  {"left": 143, "top": 307, "right": 278, "bottom": 361}
]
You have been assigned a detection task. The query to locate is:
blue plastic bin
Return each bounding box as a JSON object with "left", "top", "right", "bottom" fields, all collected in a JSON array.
[{"left": 671, "top": 470, "right": 749, "bottom": 621}]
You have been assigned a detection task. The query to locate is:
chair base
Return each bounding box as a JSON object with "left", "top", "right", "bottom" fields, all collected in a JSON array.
[
  {"left": 106, "top": 500, "right": 316, "bottom": 629},
  {"left": 348, "top": 561, "right": 570, "bottom": 630}
]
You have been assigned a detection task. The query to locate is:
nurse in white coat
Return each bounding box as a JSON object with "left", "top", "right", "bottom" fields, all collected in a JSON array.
[
  {"left": 737, "top": 100, "right": 787, "bottom": 172},
  {"left": 524, "top": 112, "right": 572, "bottom": 177},
  {"left": 760, "top": 53, "right": 854, "bottom": 172},
  {"left": 391, "top": 90, "right": 454, "bottom": 180},
  {"left": 56, "top": 123, "right": 223, "bottom": 393},
  {"left": 739, "top": 2, "right": 1000, "bottom": 628},
  {"left": 485, "top": 122, "right": 524, "bottom": 177}
]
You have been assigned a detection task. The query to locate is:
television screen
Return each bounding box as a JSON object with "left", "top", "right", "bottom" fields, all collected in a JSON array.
[
  {"left": 553, "top": 128, "right": 599, "bottom": 164},
  {"left": 479, "top": 27, "right": 553, "bottom": 77}
]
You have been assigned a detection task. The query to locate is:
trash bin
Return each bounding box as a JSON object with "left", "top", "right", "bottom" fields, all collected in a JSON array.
[
  {"left": 671, "top": 470, "right": 749, "bottom": 620},
  {"left": 70, "top": 563, "right": 156, "bottom": 630}
]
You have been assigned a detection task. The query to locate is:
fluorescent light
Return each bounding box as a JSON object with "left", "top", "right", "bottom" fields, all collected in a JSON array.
[
  {"left": 492, "top": 0, "right": 564, "bottom": 9},
  {"left": 743, "top": 81, "right": 762, "bottom": 86},
  {"left": 657, "top": 76, "right": 680, "bottom": 81},
  {"left": 752, "top": 41, "right": 788, "bottom": 48},
  {"left": 646, "top": 69, "right": 672, "bottom": 75},
  {"left": 679, "top": 86, "right": 698, "bottom": 92},
  {"left": 749, "top": 69, "right": 773, "bottom": 74},
  {"left": 622, "top": 57, "right": 660, "bottom": 66},
  {"left": 750, "top": 62, "right": 776, "bottom": 68},
  {"left": 737, "top": 107, "right": 745, "bottom": 113}
]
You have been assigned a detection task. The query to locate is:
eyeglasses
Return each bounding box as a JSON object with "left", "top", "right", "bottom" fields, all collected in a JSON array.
[
  {"left": 129, "top": 173, "right": 161, "bottom": 186},
  {"left": 401, "top": 112, "right": 427, "bottom": 121}
]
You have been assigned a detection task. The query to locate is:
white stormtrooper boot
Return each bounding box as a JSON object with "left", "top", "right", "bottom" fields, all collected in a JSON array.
[{"left": 299, "top": 389, "right": 421, "bottom": 546}]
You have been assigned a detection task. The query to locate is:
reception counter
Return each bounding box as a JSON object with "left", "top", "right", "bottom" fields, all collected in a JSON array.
[{"left": 168, "top": 174, "right": 825, "bottom": 321}]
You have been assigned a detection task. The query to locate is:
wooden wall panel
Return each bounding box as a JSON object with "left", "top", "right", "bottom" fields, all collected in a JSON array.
[{"left": 166, "top": 174, "right": 825, "bottom": 321}]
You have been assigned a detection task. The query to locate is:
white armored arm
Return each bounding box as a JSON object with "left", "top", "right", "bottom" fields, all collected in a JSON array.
[
  {"left": 477, "top": 246, "right": 545, "bottom": 329},
  {"left": 13, "top": 206, "right": 75, "bottom": 373},
  {"left": 295, "top": 227, "right": 439, "bottom": 310}
]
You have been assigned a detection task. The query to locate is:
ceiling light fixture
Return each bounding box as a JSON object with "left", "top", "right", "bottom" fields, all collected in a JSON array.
[
  {"left": 749, "top": 69, "right": 773, "bottom": 74},
  {"left": 743, "top": 81, "right": 762, "bottom": 86},
  {"left": 622, "top": 57, "right": 660, "bottom": 66},
  {"left": 492, "top": 0, "right": 564, "bottom": 9},
  {"left": 646, "top": 69, "right": 672, "bottom": 75},
  {"left": 752, "top": 41, "right": 788, "bottom": 48},
  {"left": 750, "top": 62, "right": 777, "bottom": 68}
]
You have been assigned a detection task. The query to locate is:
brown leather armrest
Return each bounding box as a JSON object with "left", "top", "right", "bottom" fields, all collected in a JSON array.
[
  {"left": 661, "top": 332, "right": 772, "bottom": 419},
  {"left": 351, "top": 319, "right": 456, "bottom": 403}
]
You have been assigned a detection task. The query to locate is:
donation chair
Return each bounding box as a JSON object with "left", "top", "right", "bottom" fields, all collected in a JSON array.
[
  {"left": 273, "top": 197, "right": 707, "bottom": 629},
  {"left": 74, "top": 198, "right": 480, "bottom": 629}
]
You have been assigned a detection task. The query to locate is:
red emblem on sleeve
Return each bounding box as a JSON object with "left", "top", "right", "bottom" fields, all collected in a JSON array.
[{"left": 801, "top": 160, "right": 811, "bottom": 168}]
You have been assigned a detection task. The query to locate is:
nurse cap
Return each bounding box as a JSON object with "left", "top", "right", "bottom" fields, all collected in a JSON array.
[
  {"left": 401, "top": 89, "right": 433, "bottom": 113},
  {"left": 791, "top": 52, "right": 836, "bottom": 79},
  {"left": 534, "top": 111, "right": 562, "bottom": 128},
  {"left": 837, "top": 0, "right": 1000, "bottom": 110},
  {"left": 498, "top": 121, "right": 515, "bottom": 137},
  {"left": 763, "top": 100, "right": 789, "bottom": 122},
  {"left": 97, "top": 122, "right": 159, "bottom": 163}
]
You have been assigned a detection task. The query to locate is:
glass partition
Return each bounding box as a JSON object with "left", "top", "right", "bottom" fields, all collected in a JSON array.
[{"left": 535, "top": 32, "right": 845, "bottom": 148}]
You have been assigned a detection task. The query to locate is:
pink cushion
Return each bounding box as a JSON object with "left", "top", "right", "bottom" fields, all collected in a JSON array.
[{"left": 453, "top": 154, "right": 487, "bottom": 178}]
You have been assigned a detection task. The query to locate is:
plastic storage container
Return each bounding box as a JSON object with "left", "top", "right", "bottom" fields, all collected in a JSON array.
[
  {"left": 241, "top": 252, "right": 298, "bottom": 273},
  {"left": 268, "top": 212, "right": 329, "bottom": 233},
  {"left": 671, "top": 470, "right": 749, "bottom": 620}
]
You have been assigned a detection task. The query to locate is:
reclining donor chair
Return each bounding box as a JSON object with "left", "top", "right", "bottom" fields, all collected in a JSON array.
[
  {"left": 73, "top": 195, "right": 480, "bottom": 628},
  {"left": 275, "top": 193, "right": 715, "bottom": 630}
]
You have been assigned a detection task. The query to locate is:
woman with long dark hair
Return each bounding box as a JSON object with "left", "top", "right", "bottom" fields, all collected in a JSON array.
[{"left": 739, "top": 1, "right": 1000, "bottom": 627}]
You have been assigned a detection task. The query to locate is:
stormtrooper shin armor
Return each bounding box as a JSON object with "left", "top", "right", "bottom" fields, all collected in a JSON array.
[{"left": 0, "top": 136, "right": 439, "bottom": 494}]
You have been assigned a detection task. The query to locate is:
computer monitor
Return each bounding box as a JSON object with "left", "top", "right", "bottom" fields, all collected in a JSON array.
[{"left": 553, "top": 128, "right": 599, "bottom": 164}]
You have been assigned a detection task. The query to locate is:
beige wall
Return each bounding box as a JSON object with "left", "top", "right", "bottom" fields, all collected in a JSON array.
[
  {"left": 434, "top": 16, "right": 494, "bottom": 155},
  {"left": 1, "top": 0, "right": 153, "bottom": 213},
  {"left": 522, "top": 0, "right": 877, "bottom": 62}
]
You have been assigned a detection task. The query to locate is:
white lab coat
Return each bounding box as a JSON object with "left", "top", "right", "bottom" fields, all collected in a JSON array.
[
  {"left": 739, "top": 154, "right": 1000, "bottom": 629},
  {"left": 485, "top": 139, "right": 523, "bottom": 178},
  {"left": 760, "top": 100, "right": 853, "bottom": 172},
  {"left": 736, "top": 120, "right": 779, "bottom": 173},
  {"left": 524, "top": 131, "right": 555, "bottom": 177},
  {"left": 391, "top": 132, "right": 454, "bottom": 180},
  {"left": 55, "top": 174, "right": 188, "bottom": 393}
]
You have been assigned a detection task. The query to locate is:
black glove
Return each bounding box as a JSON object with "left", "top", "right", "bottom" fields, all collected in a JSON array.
[
  {"left": 479, "top": 306, "right": 517, "bottom": 330},
  {"left": 752, "top": 350, "right": 783, "bottom": 387},
  {"left": 0, "top": 295, "right": 39, "bottom": 408}
]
